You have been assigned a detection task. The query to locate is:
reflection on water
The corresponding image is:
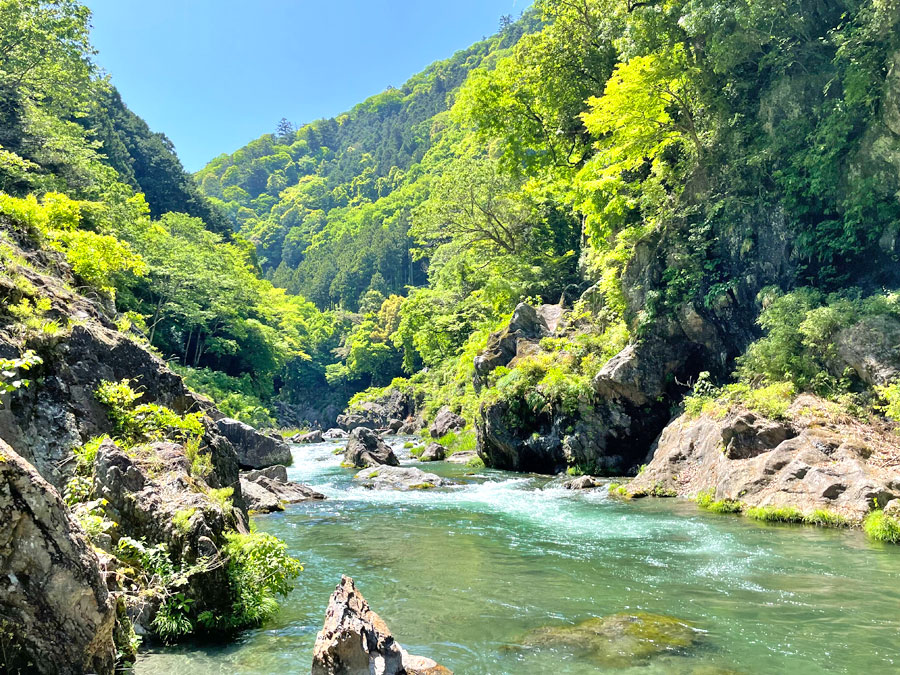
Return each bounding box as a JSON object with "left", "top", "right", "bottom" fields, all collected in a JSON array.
[{"left": 138, "top": 438, "right": 900, "bottom": 674}]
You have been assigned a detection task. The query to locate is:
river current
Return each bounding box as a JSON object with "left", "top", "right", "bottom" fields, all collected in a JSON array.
[{"left": 137, "top": 437, "right": 900, "bottom": 674}]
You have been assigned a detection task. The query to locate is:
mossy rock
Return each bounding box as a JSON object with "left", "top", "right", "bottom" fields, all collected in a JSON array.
[{"left": 521, "top": 612, "right": 702, "bottom": 667}]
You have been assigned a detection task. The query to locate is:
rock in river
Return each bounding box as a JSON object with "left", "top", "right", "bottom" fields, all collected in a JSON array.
[
  {"left": 312, "top": 575, "right": 452, "bottom": 675},
  {"left": 240, "top": 464, "right": 325, "bottom": 513},
  {"left": 522, "top": 612, "right": 702, "bottom": 667},
  {"left": 420, "top": 442, "right": 446, "bottom": 462},
  {"left": 291, "top": 430, "right": 323, "bottom": 443},
  {"left": 344, "top": 427, "right": 399, "bottom": 468},
  {"left": 215, "top": 417, "right": 292, "bottom": 469},
  {"left": 354, "top": 465, "right": 453, "bottom": 490}
]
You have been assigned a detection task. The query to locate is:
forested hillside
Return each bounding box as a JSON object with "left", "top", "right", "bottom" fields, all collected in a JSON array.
[{"left": 201, "top": 0, "right": 900, "bottom": 446}]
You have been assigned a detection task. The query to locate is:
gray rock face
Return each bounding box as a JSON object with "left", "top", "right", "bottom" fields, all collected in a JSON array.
[
  {"left": 429, "top": 407, "right": 465, "bottom": 438},
  {"left": 240, "top": 465, "right": 325, "bottom": 513},
  {"left": 215, "top": 417, "right": 292, "bottom": 469},
  {"left": 0, "top": 440, "right": 116, "bottom": 674},
  {"left": 420, "top": 443, "right": 446, "bottom": 462},
  {"left": 835, "top": 315, "right": 900, "bottom": 386},
  {"left": 337, "top": 388, "right": 417, "bottom": 432},
  {"left": 628, "top": 395, "right": 900, "bottom": 519},
  {"left": 344, "top": 427, "right": 399, "bottom": 468},
  {"left": 291, "top": 430, "right": 324, "bottom": 443},
  {"left": 93, "top": 439, "right": 246, "bottom": 625},
  {"left": 473, "top": 302, "right": 554, "bottom": 389},
  {"left": 312, "top": 576, "right": 452, "bottom": 675},
  {"left": 354, "top": 465, "right": 452, "bottom": 490}
]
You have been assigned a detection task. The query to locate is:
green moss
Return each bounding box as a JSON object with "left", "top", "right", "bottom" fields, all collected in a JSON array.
[
  {"left": 408, "top": 482, "right": 436, "bottom": 490},
  {"left": 465, "top": 455, "right": 485, "bottom": 468},
  {"left": 863, "top": 510, "right": 900, "bottom": 543},
  {"left": 607, "top": 482, "right": 629, "bottom": 497}
]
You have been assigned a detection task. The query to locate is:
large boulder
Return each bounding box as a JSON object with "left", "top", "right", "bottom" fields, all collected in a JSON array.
[
  {"left": 628, "top": 395, "right": 900, "bottom": 519},
  {"left": 291, "top": 430, "right": 323, "bottom": 444},
  {"left": 215, "top": 417, "right": 292, "bottom": 469},
  {"left": 0, "top": 440, "right": 116, "bottom": 674},
  {"left": 420, "top": 443, "right": 446, "bottom": 462},
  {"left": 312, "top": 575, "right": 452, "bottom": 675},
  {"left": 93, "top": 439, "right": 246, "bottom": 625},
  {"left": 240, "top": 465, "right": 325, "bottom": 513},
  {"left": 344, "top": 427, "right": 399, "bottom": 468},
  {"left": 323, "top": 428, "right": 349, "bottom": 440},
  {"left": 429, "top": 407, "right": 465, "bottom": 438},
  {"left": 354, "top": 466, "right": 453, "bottom": 490}
]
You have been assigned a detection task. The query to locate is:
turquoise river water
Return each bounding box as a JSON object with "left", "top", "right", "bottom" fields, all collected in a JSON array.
[{"left": 137, "top": 437, "right": 900, "bottom": 674}]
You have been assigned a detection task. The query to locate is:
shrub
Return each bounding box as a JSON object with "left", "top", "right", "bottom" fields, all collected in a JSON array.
[
  {"left": 863, "top": 510, "right": 900, "bottom": 543},
  {"left": 694, "top": 488, "right": 742, "bottom": 513},
  {"left": 172, "top": 508, "right": 196, "bottom": 534},
  {"left": 198, "top": 532, "right": 302, "bottom": 631},
  {"left": 208, "top": 487, "right": 234, "bottom": 511},
  {"left": 436, "top": 429, "right": 477, "bottom": 455}
]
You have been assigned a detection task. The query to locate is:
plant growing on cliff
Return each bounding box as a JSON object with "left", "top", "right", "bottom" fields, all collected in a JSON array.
[
  {"left": 0, "top": 350, "right": 42, "bottom": 402},
  {"left": 95, "top": 379, "right": 204, "bottom": 445}
]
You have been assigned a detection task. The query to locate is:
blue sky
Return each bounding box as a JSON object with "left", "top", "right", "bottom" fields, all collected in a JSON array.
[{"left": 85, "top": 0, "right": 530, "bottom": 171}]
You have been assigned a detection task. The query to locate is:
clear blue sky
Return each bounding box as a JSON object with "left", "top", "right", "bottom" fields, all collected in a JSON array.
[{"left": 85, "top": 0, "right": 530, "bottom": 171}]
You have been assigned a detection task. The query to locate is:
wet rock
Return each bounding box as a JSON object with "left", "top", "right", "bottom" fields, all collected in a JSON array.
[
  {"left": 522, "top": 612, "right": 702, "bottom": 667},
  {"left": 420, "top": 443, "right": 446, "bottom": 462},
  {"left": 398, "top": 419, "right": 420, "bottom": 435},
  {"left": 564, "top": 475, "right": 601, "bottom": 490},
  {"left": 215, "top": 417, "right": 292, "bottom": 469},
  {"left": 429, "top": 407, "right": 465, "bottom": 438},
  {"left": 312, "top": 575, "right": 452, "bottom": 675},
  {"left": 344, "top": 427, "right": 399, "bottom": 468},
  {"left": 323, "top": 428, "right": 349, "bottom": 440},
  {"left": 388, "top": 418, "right": 404, "bottom": 433},
  {"left": 628, "top": 395, "right": 900, "bottom": 520},
  {"left": 354, "top": 465, "right": 453, "bottom": 490},
  {"left": 291, "top": 430, "right": 323, "bottom": 443},
  {"left": 0, "top": 440, "right": 116, "bottom": 674}
]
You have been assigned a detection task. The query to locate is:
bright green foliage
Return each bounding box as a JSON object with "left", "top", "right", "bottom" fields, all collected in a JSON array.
[
  {"left": 95, "top": 379, "right": 204, "bottom": 445},
  {"left": 863, "top": 510, "right": 900, "bottom": 543},
  {"left": 435, "top": 429, "right": 477, "bottom": 456},
  {"left": 0, "top": 349, "right": 42, "bottom": 401},
  {"left": 198, "top": 532, "right": 303, "bottom": 631},
  {"left": 172, "top": 508, "right": 195, "bottom": 534},
  {"left": 875, "top": 381, "right": 900, "bottom": 423},
  {"left": 804, "top": 509, "right": 849, "bottom": 529},
  {"left": 207, "top": 487, "right": 234, "bottom": 511}
]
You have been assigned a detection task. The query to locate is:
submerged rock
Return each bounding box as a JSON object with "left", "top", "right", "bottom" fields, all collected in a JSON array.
[
  {"left": 429, "top": 407, "right": 465, "bottom": 438},
  {"left": 0, "top": 440, "right": 116, "bottom": 674},
  {"left": 445, "top": 451, "right": 479, "bottom": 465},
  {"left": 354, "top": 465, "right": 452, "bottom": 490},
  {"left": 215, "top": 417, "right": 292, "bottom": 469},
  {"left": 344, "top": 427, "right": 399, "bottom": 468},
  {"left": 312, "top": 575, "right": 452, "bottom": 675},
  {"left": 522, "top": 612, "right": 702, "bottom": 667},
  {"left": 420, "top": 442, "right": 446, "bottom": 462}
]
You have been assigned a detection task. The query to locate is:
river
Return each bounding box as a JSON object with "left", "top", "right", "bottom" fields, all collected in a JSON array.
[{"left": 137, "top": 437, "right": 900, "bottom": 674}]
